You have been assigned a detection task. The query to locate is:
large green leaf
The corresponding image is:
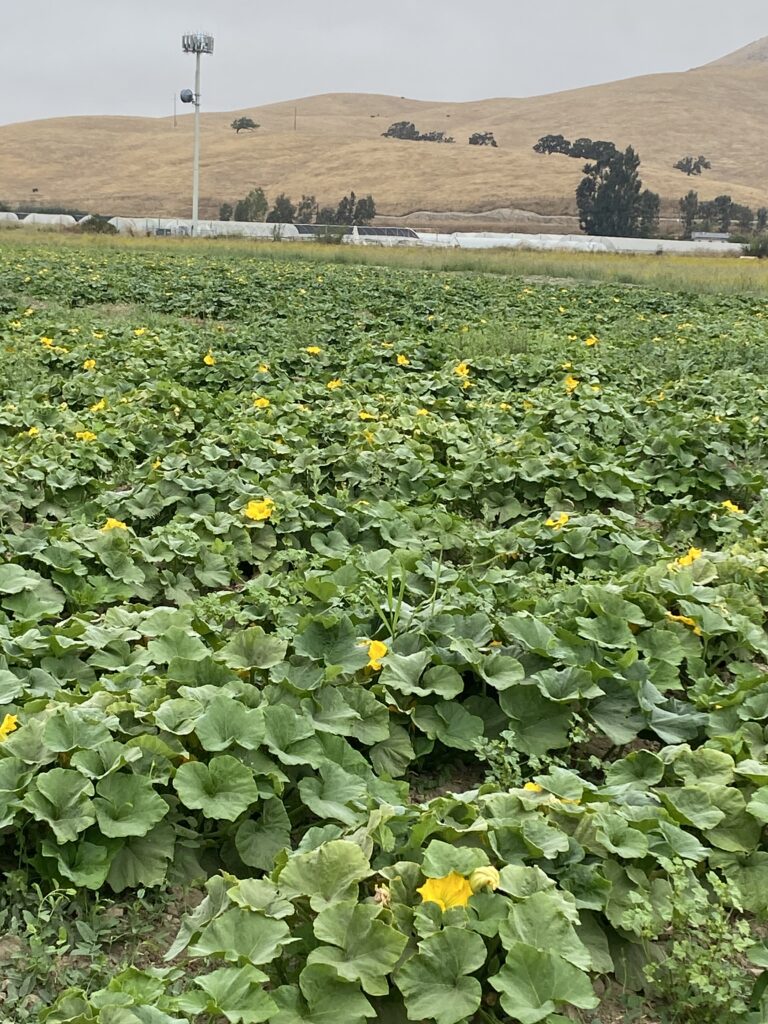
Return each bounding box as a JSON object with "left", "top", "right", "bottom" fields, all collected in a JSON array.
[
  {"left": 498, "top": 891, "right": 591, "bottom": 969},
  {"left": 173, "top": 756, "right": 260, "bottom": 820},
  {"left": 190, "top": 908, "right": 292, "bottom": 964},
  {"left": 22, "top": 767, "right": 95, "bottom": 842},
  {"left": 309, "top": 900, "right": 408, "bottom": 995},
  {"left": 195, "top": 696, "right": 265, "bottom": 751},
  {"left": 272, "top": 964, "right": 375, "bottom": 1024},
  {"left": 490, "top": 942, "right": 598, "bottom": 1023},
  {"left": 298, "top": 764, "right": 368, "bottom": 826},
  {"left": 177, "top": 965, "right": 275, "bottom": 1024},
  {"left": 107, "top": 822, "right": 176, "bottom": 892},
  {"left": 278, "top": 840, "right": 372, "bottom": 911},
  {"left": 219, "top": 627, "right": 288, "bottom": 671},
  {"left": 93, "top": 773, "right": 169, "bottom": 837},
  {"left": 235, "top": 800, "right": 292, "bottom": 870},
  {"left": 394, "top": 927, "right": 487, "bottom": 1024}
]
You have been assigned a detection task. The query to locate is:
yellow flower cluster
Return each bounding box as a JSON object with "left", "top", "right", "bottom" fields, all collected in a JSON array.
[
  {"left": 83, "top": 358, "right": 96, "bottom": 371},
  {"left": 90, "top": 398, "right": 107, "bottom": 413},
  {"left": 667, "top": 612, "right": 702, "bottom": 636},
  {"left": 453, "top": 361, "right": 470, "bottom": 378},
  {"left": 0, "top": 714, "right": 18, "bottom": 742},
  {"left": 584, "top": 335, "right": 599, "bottom": 347},
  {"left": 326, "top": 379, "right": 343, "bottom": 390},
  {"left": 305, "top": 346, "right": 322, "bottom": 355},
  {"left": 721, "top": 499, "right": 744, "bottom": 515},
  {"left": 101, "top": 518, "right": 128, "bottom": 531},
  {"left": 244, "top": 498, "right": 275, "bottom": 521},
  {"left": 397, "top": 354, "right": 410, "bottom": 366},
  {"left": 565, "top": 375, "right": 579, "bottom": 394},
  {"left": 545, "top": 512, "right": 570, "bottom": 530},
  {"left": 417, "top": 867, "right": 500, "bottom": 911},
  {"left": 253, "top": 396, "right": 271, "bottom": 409},
  {"left": 203, "top": 350, "right": 216, "bottom": 366},
  {"left": 75, "top": 430, "right": 97, "bottom": 443},
  {"left": 367, "top": 640, "right": 388, "bottom": 671},
  {"left": 671, "top": 547, "right": 702, "bottom": 569}
]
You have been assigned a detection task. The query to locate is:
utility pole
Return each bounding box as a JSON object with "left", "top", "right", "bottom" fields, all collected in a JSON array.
[{"left": 181, "top": 32, "right": 214, "bottom": 237}]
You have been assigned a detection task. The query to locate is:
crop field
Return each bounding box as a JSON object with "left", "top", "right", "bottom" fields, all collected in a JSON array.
[{"left": 2, "top": 241, "right": 768, "bottom": 1022}]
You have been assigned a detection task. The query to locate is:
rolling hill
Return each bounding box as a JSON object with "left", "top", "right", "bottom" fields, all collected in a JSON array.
[{"left": 2, "top": 37, "right": 768, "bottom": 229}]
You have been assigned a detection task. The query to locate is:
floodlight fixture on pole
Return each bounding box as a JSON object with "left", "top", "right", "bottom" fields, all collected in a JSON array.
[{"left": 181, "top": 32, "right": 214, "bottom": 236}]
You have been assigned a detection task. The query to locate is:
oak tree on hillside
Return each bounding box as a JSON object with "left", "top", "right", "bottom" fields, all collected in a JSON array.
[
  {"left": 469, "top": 132, "right": 498, "bottom": 147},
  {"left": 231, "top": 117, "right": 260, "bottom": 133},
  {"left": 757, "top": 207, "right": 768, "bottom": 232},
  {"left": 533, "top": 134, "right": 571, "bottom": 155},
  {"left": 674, "top": 155, "right": 711, "bottom": 176},
  {"left": 295, "top": 195, "right": 319, "bottom": 223}
]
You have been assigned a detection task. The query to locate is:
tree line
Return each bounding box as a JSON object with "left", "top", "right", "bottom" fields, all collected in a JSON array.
[
  {"left": 219, "top": 189, "right": 376, "bottom": 225},
  {"left": 383, "top": 122, "right": 498, "bottom": 147},
  {"left": 678, "top": 191, "right": 766, "bottom": 237}
]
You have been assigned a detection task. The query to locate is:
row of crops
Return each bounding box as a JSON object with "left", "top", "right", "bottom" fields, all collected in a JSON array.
[{"left": 2, "top": 243, "right": 768, "bottom": 1022}]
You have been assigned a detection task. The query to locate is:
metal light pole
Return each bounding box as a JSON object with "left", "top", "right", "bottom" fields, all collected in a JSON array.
[{"left": 181, "top": 32, "right": 214, "bottom": 236}]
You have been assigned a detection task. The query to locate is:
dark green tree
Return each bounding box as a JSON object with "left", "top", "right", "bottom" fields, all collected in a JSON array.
[
  {"left": 295, "top": 195, "right": 318, "bottom": 223},
  {"left": 266, "top": 193, "right": 296, "bottom": 223},
  {"left": 533, "top": 134, "right": 571, "bottom": 155},
  {"left": 353, "top": 195, "right": 376, "bottom": 224},
  {"left": 638, "top": 189, "right": 661, "bottom": 238},
  {"left": 679, "top": 190, "right": 699, "bottom": 238},
  {"left": 757, "top": 207, "right": 768, "bottom": 232},
  {"left": 219, "top": 202, "right": 233, "bottom": 221},
  {"left": 469, "top": 132, "right": 498, "bottom": 147},
  {"left": 315, "top": 206, "right": 338, "bottom": 225},
  {"left": 233, "top": 187, "right": 268, "bottom": 222},
  {"left": 711, "top": 194, "right": 733, "bottom": 232},
  {"left": 382, "top": 121, "right": 420, "bottom": 140},
  {"left": 231, "top": 117, "right": 259, "bottom": 133},
  {"left": 576, "top": 146, "right": 643, "bottom": 237},
  {"left": 731, "top": 203, "right": 754, "bottom": 231},
  {"left": 674, "top": 155, "right": 711, "bottom": 176},
  {"left": 570, "top": 138, "right": 618, "bottom": 164}
]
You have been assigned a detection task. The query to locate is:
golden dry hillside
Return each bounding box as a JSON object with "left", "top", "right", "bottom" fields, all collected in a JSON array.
[{"left": 3, "top": 37, "right": 768, "bottom": 227}]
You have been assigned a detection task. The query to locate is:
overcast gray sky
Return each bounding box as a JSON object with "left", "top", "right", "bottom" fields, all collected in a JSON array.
[{"left": 1, "top": 0, "right": 767, "bottom": 125}]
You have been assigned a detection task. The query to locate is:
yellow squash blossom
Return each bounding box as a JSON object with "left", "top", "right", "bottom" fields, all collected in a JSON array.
[
  {"left": 305, "top": 346, "right": 322, "bottom": 355},
  {"left": 327, "top": 378, "right": 343, "bottom": 390},
  {"left": 367, "top": 640, "right": 388, "bottom": 671},
  {"left": 672, "top": 547, "right": 703, "bottom": 569},
  {"left": 584, "top": 335, "right": 599, "bottom": 346},
  {"left": 523, "top": 782, "right": 544, "bottom": 793},
  {"left": 75, "top": 430, "right": 97, "bottom": 442},
  {"left": 40, "top": 336, "right": 54, "bottom": 347},
  {"left": 561, "top": 361, "right": 573, "bottom": 370},
  {"left": 24, "top": 426, "right": 40, "bottom": 437},
  {"left": 152, "top": 458, "right": 162, "bottom": 469},
  {"left": 417, "top": 872, "right": 473, "bottom": 912},
  {"left": 0, "top": 714, "right": 18, "bottom": 742},
  {"left": 101, "top": 518, "right": 128, "bottom": 531},
  {"left": 381, "top": 341, "right": 394, "bottom": 349},
  {"left": 397, "top": 354, "right": 410, "bottom": 366},
  {"left": 92, "top": 330, "right": 105, "bottom": 339},
  {"left": 134, "top": 327, "right": 148, "bottom": 337},
  {"left": 667, "top": 612, "right": 703, "bottom": 636},
  {"left": 545, "top": 512, "right": 570, "bottom": 530},
  {"left": 253, "top": 396, "right": 271, "bottom": 409},
  {"left": 244, "top": 498, "right": 275, "bottom": 521},
  {"left": 453, "top": 361, "right": 470, "bottom": 378},
  {"left": 83, "top": 358, "right": 96, "bottom": 371},
  {"left": 258, "top": 363, "right": 269, "bottom": 373},
  {"left": 416, "top": 408, "right": 429, "bottom": 417},
  {"left": 565, "top": 375, "right": 579, "bottom": 394},
  {"left": 721, "top": 499, "right": 744, "bottom": 515},
  {"left": 90, "top": 398, "right": 107, "bottom": 413},
  {"left": 499, "top": 402, "right": 511, "bottom": 411},
  {"left": 203, "top": 350, "right": 216, "bottom": 366},
  {"left": 358, "top": 410, "right": 376, "bottom": 421},
  {"left": 469, "top": 867, "right": 500, "bottom": 893}
]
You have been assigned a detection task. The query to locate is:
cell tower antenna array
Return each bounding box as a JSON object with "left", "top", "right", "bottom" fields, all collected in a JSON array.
[{"left": 180, "top": 32, "right": 214, "bottom": 236}]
